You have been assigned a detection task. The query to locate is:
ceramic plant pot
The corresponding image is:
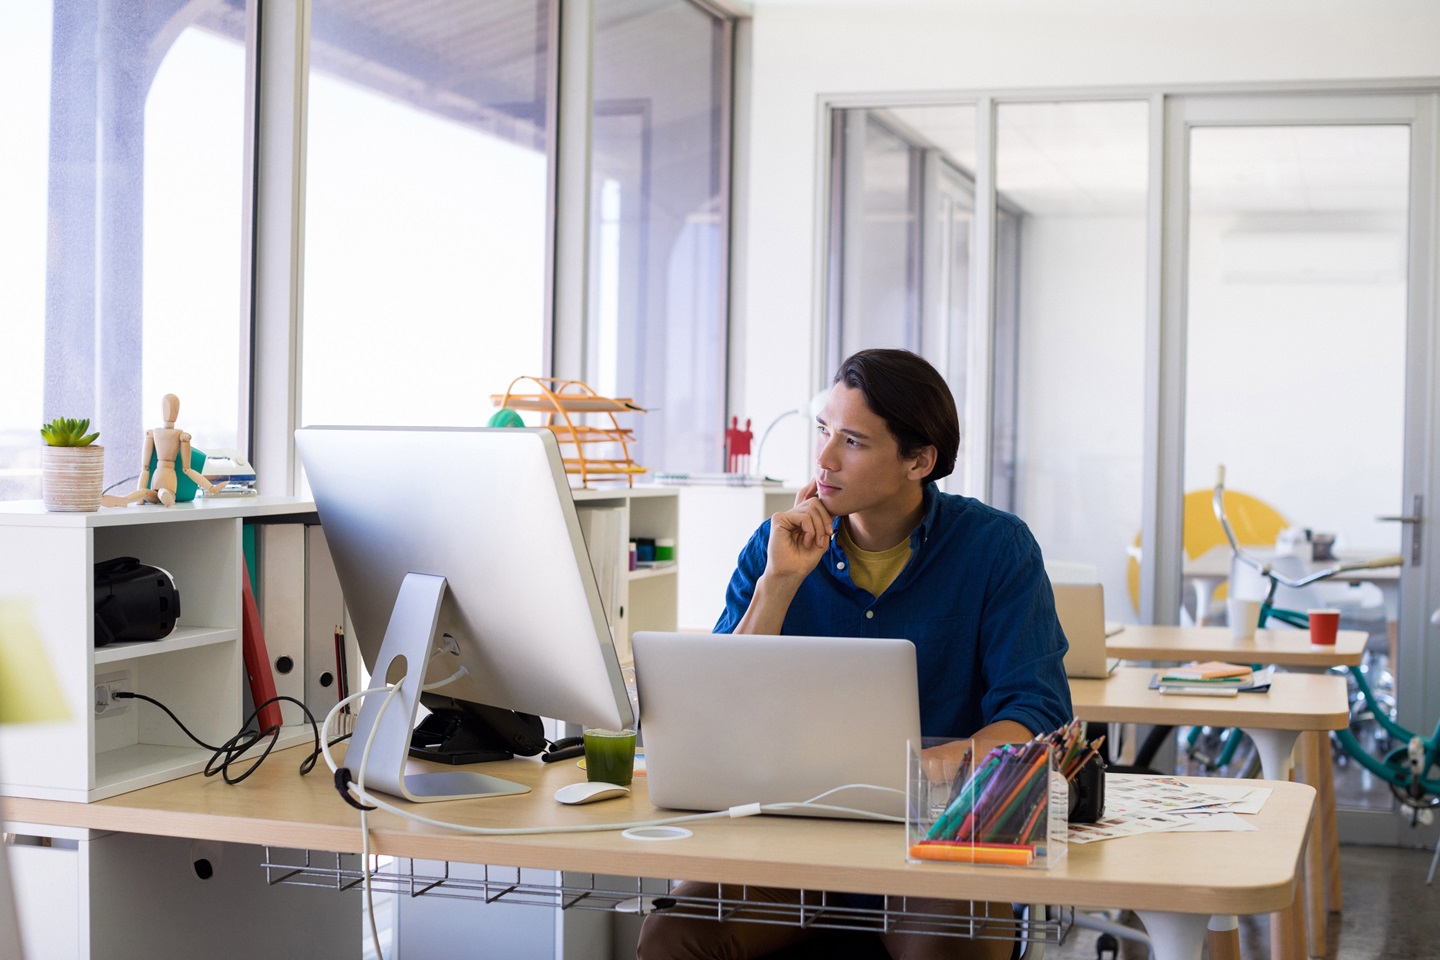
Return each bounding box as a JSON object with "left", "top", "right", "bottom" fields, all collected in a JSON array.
[{"left": 42, "top": 445, "right": 106, "bottom": 512}]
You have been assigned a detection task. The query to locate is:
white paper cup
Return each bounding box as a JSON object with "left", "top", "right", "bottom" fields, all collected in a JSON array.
[{"left": 1227, "top": 597, "right": 1262, "bottom": 640}]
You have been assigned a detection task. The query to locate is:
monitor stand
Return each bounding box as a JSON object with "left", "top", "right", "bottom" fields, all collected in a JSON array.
[{"left": 347, "top": 572, "right": 530, "bottom": 803}]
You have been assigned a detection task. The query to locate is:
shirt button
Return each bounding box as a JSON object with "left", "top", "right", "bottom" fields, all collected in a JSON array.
[
  {"left": 865, "top": 610, "right": 874, "bottom": 620},
  {"left": 836, "top": 561, "right": 846, "bottom": 570}
]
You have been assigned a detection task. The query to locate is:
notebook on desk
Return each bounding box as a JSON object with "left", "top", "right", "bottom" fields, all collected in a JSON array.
[
  {"left": 631, "top": 631, "right": 920, "bottom": 820},
  {"left": 1054, "top": 583, "right": 1122, "bottom": 679}
]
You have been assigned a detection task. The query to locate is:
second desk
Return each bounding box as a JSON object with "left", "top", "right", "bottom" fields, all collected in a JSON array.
[{"left": 1104, "top": 624, "right": 1363, "bottom": 949}]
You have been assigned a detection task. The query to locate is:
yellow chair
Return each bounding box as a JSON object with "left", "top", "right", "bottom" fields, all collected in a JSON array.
[{"left": 1127, "top": 489, "right": 1288, "bottom": 618}]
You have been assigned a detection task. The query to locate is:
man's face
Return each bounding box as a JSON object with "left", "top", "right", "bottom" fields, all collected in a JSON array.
[{"left": 812, "top": 383, "right": 927, "bottom": 516}]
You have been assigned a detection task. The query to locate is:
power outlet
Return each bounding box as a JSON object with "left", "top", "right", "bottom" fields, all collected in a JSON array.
[{"left": 94, "top": 671, "right": 132, "bottom": 717}]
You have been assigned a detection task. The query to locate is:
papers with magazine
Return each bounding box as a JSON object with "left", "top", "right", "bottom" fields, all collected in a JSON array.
[{"left": 1067, "top": 775, "right": 1271, "bottom": 844}]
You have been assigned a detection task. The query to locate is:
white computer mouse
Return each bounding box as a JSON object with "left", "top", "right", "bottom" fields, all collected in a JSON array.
[{"left": 554, "top": 781, "right": 630, "bottom": 805}]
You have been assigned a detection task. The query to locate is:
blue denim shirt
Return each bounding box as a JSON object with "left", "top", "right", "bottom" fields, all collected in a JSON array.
[{"left": 715, "top": 483, "right": 1073, "bottom": 739}]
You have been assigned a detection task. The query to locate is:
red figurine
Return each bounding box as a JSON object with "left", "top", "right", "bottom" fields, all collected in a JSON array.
[{"left": 725, "top": 416, "right": 753, "bottom": 474}]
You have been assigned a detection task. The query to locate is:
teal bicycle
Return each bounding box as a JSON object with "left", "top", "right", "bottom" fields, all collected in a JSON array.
[{"left": 1213, "top": 467, "right": 1440, "bottom": 879}]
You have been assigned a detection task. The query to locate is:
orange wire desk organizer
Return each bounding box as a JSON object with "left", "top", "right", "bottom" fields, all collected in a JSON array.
[{"left": 490, "top": 376, "right": 647, "bottom": 488}]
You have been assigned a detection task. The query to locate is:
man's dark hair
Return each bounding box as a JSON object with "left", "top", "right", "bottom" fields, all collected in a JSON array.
[{"left": 833, "top": 349, "right": 960, "bottom": 483}]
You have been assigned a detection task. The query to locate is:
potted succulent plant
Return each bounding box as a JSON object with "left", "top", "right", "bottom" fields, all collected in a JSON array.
[{"left": 41, "top": 417, "right": 105, "bottom": 512}]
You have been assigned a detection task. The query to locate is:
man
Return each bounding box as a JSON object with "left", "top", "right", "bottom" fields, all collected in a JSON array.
[{"left": 637, "top": 348, "right": 1073, "bottom": 960}]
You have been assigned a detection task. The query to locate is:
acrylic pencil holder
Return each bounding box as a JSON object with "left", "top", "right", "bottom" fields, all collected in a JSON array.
[{"left": 906, "top": 738, "right": 1067, "bottom": 870}]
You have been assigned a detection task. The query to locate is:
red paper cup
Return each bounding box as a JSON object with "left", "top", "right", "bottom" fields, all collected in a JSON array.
[{"left": 1308, "top": 609, "right": 1340, "bottom": 646}]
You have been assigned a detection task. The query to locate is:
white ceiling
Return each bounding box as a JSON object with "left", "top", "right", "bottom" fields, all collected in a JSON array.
[{"left": 881, "top": 102, "right": 1411, "bottom": 218}]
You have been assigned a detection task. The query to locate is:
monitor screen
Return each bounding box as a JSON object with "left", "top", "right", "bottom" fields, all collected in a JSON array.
[{"left": 296, "top": 425, "right": 634, "bottom": 801}]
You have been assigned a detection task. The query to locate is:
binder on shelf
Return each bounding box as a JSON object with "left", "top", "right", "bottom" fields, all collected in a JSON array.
[
  {"left": 575, "top": 503, "right": 626, "bottom": 653},
  {"left": 259, "top": 523, "right": 307, "bottom": 726},
  {"left": 305, "top": 526, "right": 352, "bottom": 723},
  {"left": 241, "top": 575, "right": 283, "bottom": 732}
]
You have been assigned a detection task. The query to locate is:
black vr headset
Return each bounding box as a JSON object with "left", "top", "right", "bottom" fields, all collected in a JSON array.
[{"left": 94, "top": 556, "right": 180, "bottom": 647}]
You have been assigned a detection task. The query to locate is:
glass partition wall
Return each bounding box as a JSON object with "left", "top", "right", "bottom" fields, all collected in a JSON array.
[
  {"left": 825, "top": 100, "right": 1148, "bottom": 619},
  {"left": 826, "top": 105, "right": 982, "bottom": 491},
  {"left": 1182, "top": 122, "right": 1411, "bottom": 814},
  {"left": 996, "top": 101, "right": 1149, "bottom": 623},
  {"left": 824, "top": 92, "right": 1440, "bottom": 841}
]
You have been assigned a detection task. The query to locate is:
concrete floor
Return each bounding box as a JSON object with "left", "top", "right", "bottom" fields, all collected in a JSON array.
[{"left": 1046, "top": 843, "right": 1440, "bottom": 960}]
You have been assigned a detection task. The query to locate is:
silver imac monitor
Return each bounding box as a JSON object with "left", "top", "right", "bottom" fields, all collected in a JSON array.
[{"left": 295, "top": 426, "right": 634, "bottom": 802}]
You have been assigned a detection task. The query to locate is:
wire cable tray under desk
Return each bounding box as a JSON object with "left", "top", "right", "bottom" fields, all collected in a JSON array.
[{"left": 261, "top": 848, "right": 1071, "bottom": 945}]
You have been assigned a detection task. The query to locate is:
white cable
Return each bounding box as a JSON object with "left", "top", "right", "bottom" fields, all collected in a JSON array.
[
  {"left": 323, "top": 685, "right": 905, "bottom": 839},
  {"left": 356, "top": 682, "right": 402, "bottom": 960},
  {"left": 321, "top": 684, "right": 737, "bottom": 836},
  {"left": 802, "top": 783, "right": 906, "bottom": 802},
  {"left": 760, "top": 783, "right": 908, "bottom": 822},
  {"left": 346, "top": 782, "right": 738, "bottom": 835},
  {"left": 421, "top": 664, "right": 469, "bottom": 692},
  {"left": 760, "top": 802, "right": 906, "bottom": 823}
]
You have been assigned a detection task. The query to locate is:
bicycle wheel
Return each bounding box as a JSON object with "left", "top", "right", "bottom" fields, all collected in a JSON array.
[
  {"left": 1181, "top": 726, "right": 1260, "bottom": 779},
  {"left": 1382, "top": 744, "right": 1440, "bottom": 810}
]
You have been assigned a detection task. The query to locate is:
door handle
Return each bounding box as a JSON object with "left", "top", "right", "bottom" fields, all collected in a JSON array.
[{"left": 1376, "top": 495, "right": 1423, "bottom": 566}]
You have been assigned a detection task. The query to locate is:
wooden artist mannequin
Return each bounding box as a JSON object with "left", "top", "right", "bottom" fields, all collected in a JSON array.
[{"left": 102, "top": 394, "right": 226, "bottom": 507}]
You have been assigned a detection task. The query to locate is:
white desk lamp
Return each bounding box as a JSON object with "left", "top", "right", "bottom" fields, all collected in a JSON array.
[{"left": 751, "top": 389, "right": 829, "bottom": 481}]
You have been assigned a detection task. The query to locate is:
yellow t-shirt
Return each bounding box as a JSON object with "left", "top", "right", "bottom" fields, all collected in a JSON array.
[{"left": 836, "top": 521, "right": 913, "bottom": 599}]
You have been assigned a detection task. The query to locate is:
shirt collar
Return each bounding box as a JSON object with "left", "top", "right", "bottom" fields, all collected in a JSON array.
[
  {"left": 826, "top": 482, "right": 940, "bottom": 548},
  {"left": 915, "top": 481, "right": 941, "bottom": 543}
]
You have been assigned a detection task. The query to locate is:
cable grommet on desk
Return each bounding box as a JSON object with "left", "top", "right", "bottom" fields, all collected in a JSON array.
[{"left": 621, "top": 826, "right": 692, "bottom": 842}]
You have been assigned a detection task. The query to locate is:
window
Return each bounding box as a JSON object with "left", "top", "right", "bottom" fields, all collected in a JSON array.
[
  {"left": 1, "top": 1, "right": 250, "bottom": 497},
  {"left": 830, "top": 113, "right": 923, "bottom": 366},
  {"left": 587, "top": 0, "right": 731, "bottom": 474},
  {"left": 300, "top": 1, "right": 551, "bottom": 428},
  {"left": 826, "top": 105, "right": 980, "bottom": 490}
]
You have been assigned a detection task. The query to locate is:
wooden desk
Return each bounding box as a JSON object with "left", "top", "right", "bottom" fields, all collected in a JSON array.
[
  {"left": 1107, "top": 625, "right": 1367, "bottom": 669},
  {"left": 1069, "top": 667, "right": 1347, "bottom": 779},
  {"left": 3, "top": 747, "right": 1316, "bottom": 960},
  {"left": 1070, "top": 667, "right": 1347, "bottom": 960},
  {"left": 1097, "top": 631, "right": 1361, "bottom": 952}
]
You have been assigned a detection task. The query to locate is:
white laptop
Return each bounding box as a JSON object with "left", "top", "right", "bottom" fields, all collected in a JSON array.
[
  {"left": 631, "top": 632, "right": 920, "bottom": 820},
  {"left": 1053, "top": 583, "right": 1122, "bottom": 679}
]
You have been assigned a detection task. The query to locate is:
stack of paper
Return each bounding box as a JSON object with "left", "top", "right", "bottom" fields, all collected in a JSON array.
[
  {"left": 652, "top": 472, "right": 780, "bottom": 487},
  {"left": 202, "top": 451, "right": 258, "bottom": 496}
]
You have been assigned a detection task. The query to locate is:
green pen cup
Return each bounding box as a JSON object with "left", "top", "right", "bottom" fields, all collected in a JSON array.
[{"left": 584, "top": 728, "right": 636, "bottom": 786}]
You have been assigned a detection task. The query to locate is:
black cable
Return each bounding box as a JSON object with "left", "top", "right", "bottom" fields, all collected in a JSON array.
[
  {"left": 541, "top": 734, "right": 586, "bottom": 763},
  {"left": 115, "top": 691, "right": 349, "bottom": 785}
]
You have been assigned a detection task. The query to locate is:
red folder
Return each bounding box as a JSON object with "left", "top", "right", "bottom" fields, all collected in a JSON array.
[{"left": 241, "top": 575, "right": 284, "bottom": 731}]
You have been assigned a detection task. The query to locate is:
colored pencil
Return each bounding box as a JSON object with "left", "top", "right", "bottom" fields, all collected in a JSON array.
[{"left": 909, "top": 842, "right": 1034, "bottom": 866}]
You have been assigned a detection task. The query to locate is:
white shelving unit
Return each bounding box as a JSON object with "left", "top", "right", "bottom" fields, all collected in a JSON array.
[
  {"left": 0, "top": 496, "right": 315, "bottom": 802},
  {"left": 572, "top": 486, "right": 679, "bottom": 662},
  {"left": 673, "top": 483, "right": 798, "bottom": 630},
  {"left": 2, "top": 822, "right": 359, "bottom": 960}
]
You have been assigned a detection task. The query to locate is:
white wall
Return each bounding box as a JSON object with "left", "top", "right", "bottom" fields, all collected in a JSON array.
[{"left": 736, "top": 0, "right": 1440, "bottom": 482}]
